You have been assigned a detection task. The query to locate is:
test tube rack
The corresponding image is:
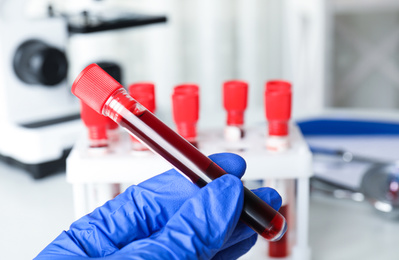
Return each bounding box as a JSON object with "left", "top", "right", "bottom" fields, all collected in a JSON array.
[{"left": 66, "top": 123, "right": 312, "bottom": 260}]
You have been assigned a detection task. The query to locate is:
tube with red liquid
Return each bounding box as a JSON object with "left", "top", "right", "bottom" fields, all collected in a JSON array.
[
  {"left": 72, "top": 64, "right": 287, "bottom": 241},
  {"left": 80, "top": 101, "right": 109, "bottom": 149},
  {"left": 80, "top": 100, "right": 120, "bottom": 206},
  {"left": 172, "top": 84, "right": 199, "bottom": 147},
  {"left": 128, "top": 82, "right": 156, "bottom": 151},
  {"left": 265, "top": 80, "right": 293, "bottom": 257},
  {"left": 265, "top": 80, "right": 291, "bottom": 151},
  {"left": 223, "top": 80, "right": 248, "bottom": 142}
]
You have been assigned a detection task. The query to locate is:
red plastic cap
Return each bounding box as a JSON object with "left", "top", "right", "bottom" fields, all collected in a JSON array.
[
  {"left": 223, "top": 80, "right": 248, "bottom": 126},
  {"left": 265, "top": 80, "right": 292, "bottom": 136},
  {"left": 174, "top": 84, "right": 199, "bottom": 95},
  {"left": 128, "top": 82, "right": 156, "bottom": 113},
  {"left": 72, "top": 63, "right": 123, "bottom": 114},
  {"left": 80, "top": 101, "right": 109, "bottom": 140},
  {"left": 172, "top": 85, "right": 199, "bottom": 138}
]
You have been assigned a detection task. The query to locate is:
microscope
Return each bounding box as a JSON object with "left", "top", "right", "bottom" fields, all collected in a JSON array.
[
  {"left": 0, "top": 0, "right": 81, "bottom": 178},
  {"left": 0, "top": 0, "right": 166, "bottom": 178}
]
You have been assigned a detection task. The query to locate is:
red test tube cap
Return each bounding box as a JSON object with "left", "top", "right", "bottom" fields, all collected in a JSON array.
[
  {"left": 80, "top": 101, "right": 109, "bottom": 141},
  {"left": 172, "top": 85, "right": 199, "bottom": 139},
  {"left": 223, "top": 80, "right": 248, "bottom": 126},
  {"left": 265, "top": 80, "right": 292, "bottom": 136},
  {"left": 128, "top": 82, "right": 156, "bottom": 113},
  {"left": 174, "top": 84, "right": 199, "bottom": 95},
  {"left": 72, "top": 63, "right": 123, "bottom": 114}
]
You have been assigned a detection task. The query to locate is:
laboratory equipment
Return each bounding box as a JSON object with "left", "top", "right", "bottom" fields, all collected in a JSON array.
[
  {"left": 223, "top": 80, "right": 248, "bottom": 142},
  {"left": 311, "top": 163, "right": 399, "bottom": 219},
  {"left": 299, "top": 117, "right": 399, "bottom": 188},
  {"left": 172, "top": 84, "right": 200, "bottom": 147},
  {"left": 303, "top": 118, "right": 399, "bottom": 218},
  {"left": 72, "top": 63, "right": 287, "bottom": 241},
  {"left": 66, "top": 8, "right": 167, "bottom": 90},
  {"left": 0, "top": 0, "right": 81, "bottom": 178},
  {"left": 311, "top": 158, "right": 399, "bottom": 219},
  {"left": 67, "top": 68, "right": 313, "bottom": 259},
  {"left": 361, "top": 162, "right": 399, "bottom": 218}
]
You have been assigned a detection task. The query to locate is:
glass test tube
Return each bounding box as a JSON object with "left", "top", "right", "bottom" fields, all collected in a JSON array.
[
  {"left": 80, "top": 101, "right": 109, "bottom": 149},
  {"left": 265, "top": 80, "right": 293, "bottom": 257},
  {"left": 172, "top": 84, "right": 199, "bottom": 147},
  {"left": 128, "top": 82, "right": 156, "bottom": 151},
  {"left": 223, "top": 80, "right": 248, "bottom": 141},
  {"left": 79, "top": 101, "right": 120, "bottom": 208},
  {"left": 72, "top": 64, "right": 287, "bottom": 241}
]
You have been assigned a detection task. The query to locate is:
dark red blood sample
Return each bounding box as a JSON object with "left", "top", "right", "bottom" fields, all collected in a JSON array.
[
  {"left": 268, "top": 204, "right": 289, "bottom": 257},
  {"left": 72, "top": 64, "right": 287, "bottom": 241},
  {"left": 117, "top": 107, "right": 285, "bottom": 239}
]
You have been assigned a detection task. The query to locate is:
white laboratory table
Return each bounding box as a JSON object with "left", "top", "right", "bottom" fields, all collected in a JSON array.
[{"left": 1, "top": 161, "right": 399, "bottom": 260}]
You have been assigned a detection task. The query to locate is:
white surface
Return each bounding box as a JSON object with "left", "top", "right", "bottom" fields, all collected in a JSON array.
[
  {"left": 309, "top": 194, "right": 399, "bottom": 260},
  {"left": 0, "top": 162, "right": 74, "bottom": 260}
]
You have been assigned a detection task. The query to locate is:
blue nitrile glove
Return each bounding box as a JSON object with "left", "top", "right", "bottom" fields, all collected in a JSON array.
[{"left": 35, "top": 153, "right": 282, "bottom": 260}]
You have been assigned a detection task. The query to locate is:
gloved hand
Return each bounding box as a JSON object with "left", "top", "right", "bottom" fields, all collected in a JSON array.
[{"left": 35, "top": 153, "right": 282, "bottom": 260}]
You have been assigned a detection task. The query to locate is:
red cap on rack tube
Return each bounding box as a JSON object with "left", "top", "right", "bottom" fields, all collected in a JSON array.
[
  {"left": 265, "top": 80, "right": 292, "bottom": 136},
  {"left": 128, "top": 83, "right": 157, "bottom": 150},
  {"left": 172, "top": 84, "right": 199, "bottom": 140},
  {"left": 72, "top": 64, "right": 123, "bottom": 114},
  {"left": 223, "top": 80, "right": 248, "bottom": 126},
  {"left": 174, "top": 84, "right": 199, "bottom": 95},
  {"left": 80, "top": 101, "right": 109, "bottom": 146},
  {"left": 128, "top": 82, "right": 156, "bottom": 113}
]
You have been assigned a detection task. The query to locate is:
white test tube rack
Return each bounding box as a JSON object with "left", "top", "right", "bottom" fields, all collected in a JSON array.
[{"left": 66, "top": 123, "right": 312, "bottom": 260}]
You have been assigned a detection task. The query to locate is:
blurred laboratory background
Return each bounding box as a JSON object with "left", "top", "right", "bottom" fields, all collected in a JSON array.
[{"left": 2, "top": 0, "right": 399, "bottom": 259}]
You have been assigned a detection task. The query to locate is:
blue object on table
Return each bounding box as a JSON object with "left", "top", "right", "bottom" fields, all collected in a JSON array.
[{"left": 297, "top": 118, "right": 399, "bottom": 136}]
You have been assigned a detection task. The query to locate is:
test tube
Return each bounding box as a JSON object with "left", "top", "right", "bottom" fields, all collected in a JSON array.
[
  {"left": 265, "top": 80, "right": 292, "bottom": 151},
  {"left": 79, "top": 100, "right": 120, "bottom": 208},
  {"left": 80, "top": 101, "right": 109, "bottom": 149},
  {"left": 223, "top": 80, "right": 248, "bottom": 141},
  {"left": 128, "top": 82, "right": 156, "bottom": 111},
  {"left": 72, "top": 64, "right": 287, "bottom": 241},
  {"left": 265, "top": 80, "right": 293, "bottom": 257},
  {"left": 128, "top": 82, "right": 156, "bottom": 151},
  {"left": 266, "top": 179, "right": 290, "bottom": 258},
  {"left": 106, "top": 118, "right": 120, "bottom": 143},
  {"left": 172, "top": 84, "right": 200, "bottom": 147}
]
